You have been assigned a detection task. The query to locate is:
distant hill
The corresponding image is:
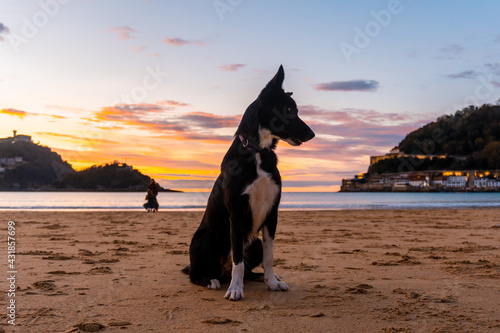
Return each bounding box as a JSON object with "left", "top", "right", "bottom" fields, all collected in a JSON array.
[
  {"left": 0, "top": 132, "right": 179, "bottom": 191},
  {"left": 0, "top": 138, "right": 74, "bottom": 190},
  {"left": 369, "top": 104, "right": 500, "bottom": 174},
  {"left": 398, "top": 104, "right": 500, "bottom": 156},
  {"left": 52, "top": 162, "right": 178, "bottom": 192}
]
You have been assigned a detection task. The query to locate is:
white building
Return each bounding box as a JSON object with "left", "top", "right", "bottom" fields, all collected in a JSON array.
[
  {"left": 487, "top": 180, "right": 500, "bottom": 188},
  {"left": 474, "top": 178, "right": 489, "bottom": 188},
  {"left": 474, "top": 177, "right": 500, "bottom": 188},
  {"left": 444, "top": 176, "right": 467, "bottom": 188}
]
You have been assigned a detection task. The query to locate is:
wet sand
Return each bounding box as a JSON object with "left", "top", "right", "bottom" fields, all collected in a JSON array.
[{"left": 2, "top": 209, "right": 500, "bottom": 332}]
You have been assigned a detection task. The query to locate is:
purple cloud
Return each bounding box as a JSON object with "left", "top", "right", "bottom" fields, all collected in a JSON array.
[
  {"left": 163, "top": 37, "right": 204, "bottom": 47},
  {"left": 298, "top": 105, "right": 434, "bottom": 149},
  {"left": 181, "top": 112, "right": 240, "bottom": 128},
  {"left": 315, "top": 80, "right": 379, "bottom": 92},
  {"left": 219, "top": 64, "right": 246, "bottom": 72},
  {"left": 0, "top": 23, "right": 9, "bottom": 41},
  {"left": 109, "top": 26, "right": 138, "bottom": 41},
  {"left": 92, "top": 103, "right": 238, "bottom": 143},
  {"left": 485, "top": 63, "right": 500, "bottom": 76},
  {"left": 440, "top": 43, "right": 464, "bottom": 55},
  {"left": 446, "top": 70, "right": 479, "bottom": 80}
]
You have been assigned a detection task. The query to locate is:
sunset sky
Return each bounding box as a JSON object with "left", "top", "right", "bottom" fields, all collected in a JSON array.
[{"left": 1, "top": 0, "right": 500, "bottom": 192}]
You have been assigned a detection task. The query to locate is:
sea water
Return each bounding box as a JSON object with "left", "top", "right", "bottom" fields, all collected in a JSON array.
[{"left": 0, "top": 191, "right": 499, "bottom": 211}]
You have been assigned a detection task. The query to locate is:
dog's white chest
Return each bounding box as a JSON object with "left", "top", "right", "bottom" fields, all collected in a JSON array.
[{"left": 242, "top": 153, "right": 279, "bottom": 236}]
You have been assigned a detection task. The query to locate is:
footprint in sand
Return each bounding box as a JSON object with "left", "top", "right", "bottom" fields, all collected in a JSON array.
[
  {"left": 26, "top": 307, "right": 52, "bottom": 325},
  {"left": 202, "top": 317, "right": 242, "bottom": 325},
  {"left": 372, "top": 255, "right": 421, "bottom": 266},
  {"left": 48, "top": 270, "right": 81, "bottom": 275},
  {"left": 32, "top": 280, "right": 56, "bottom": 291},
  {"left": 87, "top": 266, "right": 112, "bottom": 274},
  {"left": 345, "top": 284, "right": 374, "bottom": 294},
  {"left": 42, "top": 254, "right": 75, "bottom": 261},
  {"left": 74, "top": 322, "right": 105, "bottom": 332}
]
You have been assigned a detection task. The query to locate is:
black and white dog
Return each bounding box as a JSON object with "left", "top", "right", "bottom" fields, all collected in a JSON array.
[{"left": 183, "top": 65, "right": 315, "bottom": 301}]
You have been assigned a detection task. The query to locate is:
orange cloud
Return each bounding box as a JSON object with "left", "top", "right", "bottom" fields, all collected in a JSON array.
[
  {"left": 91, "top": 103, "right": 238, "bottom": 144},
  {"left": 1, "top": 108, "right": 28, "bottom": 118},
  {"left": 1, "top": 108, "right": 68, "bottom": 120},
  {"left": 35, "top": 132, "right": 117, "bottom": 144},
  {"left": 49, "top": 115, "right": 67, "bottom": 120},
  {"left": 31, "top": 101, "right": 423, "bottom": 192}
]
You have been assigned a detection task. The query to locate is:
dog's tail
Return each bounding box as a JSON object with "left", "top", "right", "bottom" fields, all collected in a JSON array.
[{"left": 181, "top": 264, "right": 190, "bottom": 275}]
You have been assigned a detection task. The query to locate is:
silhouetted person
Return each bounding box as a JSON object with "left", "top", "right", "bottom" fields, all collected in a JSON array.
[
  {"left": 148, "top": 179, "right": 159, "bottom": 196},
  {"left": 144, "top": 189, "right": 159, "bottom": 212},
  {"left": 144, "top": 179, "right": 159, "bottom": 212}
]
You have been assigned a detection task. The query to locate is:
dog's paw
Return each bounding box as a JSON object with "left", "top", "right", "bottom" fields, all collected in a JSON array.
[
  {"left": 266, "top": 279, "right": 289, "bottom": 292},
  {"left": 224, "top": 287, "right": 244, "bottom": 301},
  {"left": 207, "top": 279, "right": 221, "bottom": 290}
]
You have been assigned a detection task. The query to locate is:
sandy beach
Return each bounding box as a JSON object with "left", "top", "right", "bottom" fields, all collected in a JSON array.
[{"left": 2, "top": 209, "right": 500, "bottom": 332}]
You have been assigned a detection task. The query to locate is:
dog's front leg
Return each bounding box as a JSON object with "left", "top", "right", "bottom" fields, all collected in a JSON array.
[
  {"left": 262, "top": 225, "right": 289, "bottom": 291},
  {"left": 224, "top": 215, "right": 246, "bottom": 301}
]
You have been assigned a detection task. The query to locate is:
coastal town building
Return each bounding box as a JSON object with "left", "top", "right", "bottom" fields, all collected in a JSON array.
[
  {"left": 409, "top": 175, "right": 428, "bottom": 187},
  {"left": 0, "top": 130, "right": 32, "bottom": 144},
  {"left": 0, "top": 130, "right": 31, "bottom": 177},
  {"left": 341, "top": 170, "right": 500, "bottom": 192},
  {"left": 0, "top": 157, "right": 24, "bottom": 178},
  {"left": 444, "top": 176, "right": 468, "bottom": 188},
  {"left": 342, "top": 148, "right": 500, "bottom": 192}
]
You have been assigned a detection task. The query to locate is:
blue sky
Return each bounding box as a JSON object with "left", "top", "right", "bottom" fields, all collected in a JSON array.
[{"left": 1, "top": 0, "right": 499, "bottom": 191}]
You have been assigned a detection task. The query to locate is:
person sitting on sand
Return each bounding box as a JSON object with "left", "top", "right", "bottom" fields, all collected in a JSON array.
[
  {"left": 143, "top": 179, "right": 159, "bottom": 212},
  {"left": 143, "top": 189, "right": 159, "bottom": 212}
]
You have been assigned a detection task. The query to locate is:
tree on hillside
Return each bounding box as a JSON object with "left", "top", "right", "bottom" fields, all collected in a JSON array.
[
  {"left": 53, "top": 162, "right": 165, "bottom": 191},
  {"left": 369, "top": 104, "right": 500, "bottom": 174},
  {"left": 398, "top": 104, "right": 500, "bottom": 156},
  {"left": 479, "top": 141, "right": 500, "bottom": 170}
]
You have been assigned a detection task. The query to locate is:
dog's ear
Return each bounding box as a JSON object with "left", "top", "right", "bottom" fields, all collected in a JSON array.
[
  {"left": 271, "top": 65, "right": 285, "bottom": 89},
  {"left": 260, "top": 65, "right": 285, "bottom": 98}
]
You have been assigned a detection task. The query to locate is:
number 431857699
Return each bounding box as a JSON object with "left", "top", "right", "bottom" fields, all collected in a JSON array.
[{"left": 8, "top": 221, "right": 16, "bottom": 269}]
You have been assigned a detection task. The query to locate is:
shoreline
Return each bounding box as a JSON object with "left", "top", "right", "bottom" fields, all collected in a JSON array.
[
  {"left": 3, "top": 209, "right": 500, "bottom": 332},
  {"left": 0, "top": 189, "right": 183, "bottom": 193},
  {"left": 2, "top": 191, "right": 500, "bottom": 212},
  {"left": 3, "top": 205, "right": 500, "bottom": 212}
]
